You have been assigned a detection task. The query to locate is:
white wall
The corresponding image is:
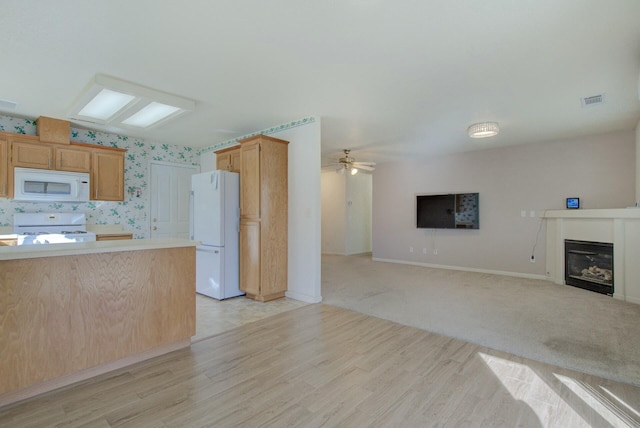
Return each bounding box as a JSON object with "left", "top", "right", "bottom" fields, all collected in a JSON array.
[
  {"left": 636, "top": 120, "right": 640, "bottom": 205},
  {"left": 271, "top": 119, "right": 322, "bottom": 303},
  {"left": 200, "top": 150, "right": 216, "bottom": 173},
  {"left": 346, "top": 172, "right": 372, "bottom": 255},
  {"left": 321, "top": 171, "right": 347, "bottom": 254},
  {"left": 321, "top": 171, "right": 372, "bottom": 255},
  {"left": 372, "top": 131, "right": 636, "bottom": 277}
]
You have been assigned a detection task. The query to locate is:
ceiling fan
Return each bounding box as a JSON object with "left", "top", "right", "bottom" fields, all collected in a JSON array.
[{"left": 325, "top": 149, "right": 376, "bottom": 175}]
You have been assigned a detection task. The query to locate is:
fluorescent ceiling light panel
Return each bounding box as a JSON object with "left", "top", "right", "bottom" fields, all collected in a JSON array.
[
  {"left": 69, "top": 74, "right": 195, "bottom": 128},
  {"left": 121, "top": 102, "right": 182, "bottom": 128},
  {"left": 77, "top": 89, "right": 136, "bottom": 121}
]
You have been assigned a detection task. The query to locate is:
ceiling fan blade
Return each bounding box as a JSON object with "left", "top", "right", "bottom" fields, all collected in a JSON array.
[
  {"left": 353, "top": 161, "right": 376, "bottom": 167},
  {"left": 355, "top": 165, "right": 375, "bottom": 171}
]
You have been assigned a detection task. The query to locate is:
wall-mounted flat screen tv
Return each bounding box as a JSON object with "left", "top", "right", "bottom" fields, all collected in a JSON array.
[{"left": 416, "top": 193, "right": 479, "bottom": 229}]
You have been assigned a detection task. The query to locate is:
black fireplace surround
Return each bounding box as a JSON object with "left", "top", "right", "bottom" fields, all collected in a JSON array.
[{"left": 565, "top": 239, "right": 613, "bottom": 295}]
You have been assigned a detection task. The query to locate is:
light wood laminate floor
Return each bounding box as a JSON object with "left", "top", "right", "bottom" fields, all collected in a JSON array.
[
  {"left": 193, "top": 294, "right": 308, "bottom": 342},
  {"left": 1, "top": 304, "right": 639, "bottom": 427}
]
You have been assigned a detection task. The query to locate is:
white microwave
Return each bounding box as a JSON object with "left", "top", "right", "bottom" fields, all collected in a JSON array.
[{"left": 13, "top": 167, "right": 91, "bottom": 202}]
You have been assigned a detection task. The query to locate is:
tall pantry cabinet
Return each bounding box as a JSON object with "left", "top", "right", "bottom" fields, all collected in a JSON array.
[{"left": 239, "top": 135, "right": 289, "bottom": 301}]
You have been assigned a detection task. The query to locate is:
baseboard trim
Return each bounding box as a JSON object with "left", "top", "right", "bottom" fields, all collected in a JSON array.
[
  {"left": 321, "top": 251, "right": 372, "bottom": 257},
  {"left": 0, "top": 339, "right": 191, "bottom": 408},
  {"left": 285, "top": 290, "right": 322, "bottom": 303},
  {"left": 623, "top": 295, "right": 640, "bottom": 305},
  {"left": 372, "top": 257, "right": 548, "bottom": 281}
]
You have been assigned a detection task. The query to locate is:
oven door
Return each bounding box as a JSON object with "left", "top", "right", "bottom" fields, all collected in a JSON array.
[{"left": 13, "top": 167, "right": 90, "bottom": 202}]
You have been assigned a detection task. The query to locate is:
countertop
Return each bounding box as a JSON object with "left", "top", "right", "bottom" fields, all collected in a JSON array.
[{"left": 0, "top": 238, "right": 200, "bottom": 261}]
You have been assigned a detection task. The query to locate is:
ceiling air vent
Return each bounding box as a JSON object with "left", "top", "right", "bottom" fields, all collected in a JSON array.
[{"left": 580, "top": 93, "right": 605, "bottom": 108}]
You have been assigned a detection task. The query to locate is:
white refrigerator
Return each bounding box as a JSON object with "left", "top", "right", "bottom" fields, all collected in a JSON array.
[{"left": 190, "top": 170, "right": 243, "bottom": 300}]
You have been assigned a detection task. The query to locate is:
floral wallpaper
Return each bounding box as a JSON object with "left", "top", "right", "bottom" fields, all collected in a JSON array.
[{"left": 0, "top": 115, "right": 199, "bottom": 238}]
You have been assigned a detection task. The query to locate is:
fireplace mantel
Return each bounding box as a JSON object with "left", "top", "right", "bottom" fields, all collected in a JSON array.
[{"left": 544, "top": 208, "right": 640, "bottom": 304}]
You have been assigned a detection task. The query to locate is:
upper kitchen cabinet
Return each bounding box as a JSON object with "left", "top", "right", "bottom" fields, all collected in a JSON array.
[
  {"left": 215, "top": 146, "right": 241, "bottom": 173},
  {"left": 10, "top": 134, "right": 90, "bottom": 173},
  {"left": 91, "top": 148, "right": 126, "bottom": 201},
  {"left": 11, "top": 136, "right": 53, "bottom": 169},
  {"left": 54, "top": 145, "right": 92, "bottom": 173},
  {"left": 0, "top": 137, "right": 8, "bottom": 197},
  {"left": 238, "top": 134, "right": 289, "bottom": 302}
]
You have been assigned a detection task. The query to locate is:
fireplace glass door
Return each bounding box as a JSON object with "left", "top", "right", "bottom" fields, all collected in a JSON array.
[{"left": 564, "top": 240, "right": 613, "bottom": 295}]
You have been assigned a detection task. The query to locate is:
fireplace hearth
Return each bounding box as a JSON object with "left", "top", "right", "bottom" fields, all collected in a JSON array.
[{"left": 565, "top": 239, "right": 613, "bottom": 295}]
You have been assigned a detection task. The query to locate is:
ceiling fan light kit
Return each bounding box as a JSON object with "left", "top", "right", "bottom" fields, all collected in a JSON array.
[
  {"left": 327, "top": 149, "right": 376, "bottom": 175},
  {"left": 468, "top": 122, "right": 499, "bottom": 138}
]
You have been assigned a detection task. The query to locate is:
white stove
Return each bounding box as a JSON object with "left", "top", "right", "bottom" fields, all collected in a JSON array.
[{"left": 13, "top": 213, "right": 96, "bottom": 245}]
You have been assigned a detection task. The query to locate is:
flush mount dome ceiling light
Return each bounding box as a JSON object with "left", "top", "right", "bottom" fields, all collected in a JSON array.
[
  {"left": 69, "top": 74, "right": 195, "bottom": 129},
  {"left": 468, "top": 122, "right": 499, "bottom": 138}
]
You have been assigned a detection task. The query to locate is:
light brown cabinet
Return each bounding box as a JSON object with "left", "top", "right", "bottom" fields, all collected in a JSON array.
[
  {"left": 96, "top": 233, "right": 133, "bottom": 241},
  {"left": 0, "top": 137, "right": 8, "bottom": 197},
  {"left": 55, "top": 146, "right": 91, "bottom": 173},
  {"left": 11, "top": 137, "right": 53, "bottom": 169},
  {"left": 239, "top": 135, "right": 288, "bottom": 302},
  {"left": 11, "top": 138, "right": 92, "bottom": 173},
  {"left": 91, "top": 149, "right": 125, "bottom": 201},
  {"left": 96, "top": 232, "right": 133, "bottom": 241},
  {"left": 215, "top": 146, "right": 241, "bottom": 173},
  {"left": 0, "top": 238, "right": 17, "bottom": 246}
]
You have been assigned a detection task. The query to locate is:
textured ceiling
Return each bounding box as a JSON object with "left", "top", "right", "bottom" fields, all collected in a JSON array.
[{"left": 1, "top": 0, "right": 639, "bottom": 166}]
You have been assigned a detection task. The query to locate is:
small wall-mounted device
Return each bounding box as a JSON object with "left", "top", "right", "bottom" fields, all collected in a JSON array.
[{"left": 566, "top": 197, "right": 580, "bottom": 209}]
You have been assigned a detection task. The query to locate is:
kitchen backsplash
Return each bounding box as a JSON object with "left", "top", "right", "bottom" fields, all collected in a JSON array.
[{"left": 0, "top": 115, "right": 199, "bottom": 238}]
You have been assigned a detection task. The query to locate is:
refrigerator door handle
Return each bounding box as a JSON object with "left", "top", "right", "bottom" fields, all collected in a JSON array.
[{"left": 215, "top": 172, "right": 219, "bottom": 190}]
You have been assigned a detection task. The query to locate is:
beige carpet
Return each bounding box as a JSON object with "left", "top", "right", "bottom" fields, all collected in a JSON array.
[{"left": 321, "top": 254, "right": 640, "bottom": 387}]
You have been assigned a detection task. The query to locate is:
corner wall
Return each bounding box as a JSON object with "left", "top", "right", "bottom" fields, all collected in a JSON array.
[{"left": 372, "top": 130, "right": 636, "bottom": 277}]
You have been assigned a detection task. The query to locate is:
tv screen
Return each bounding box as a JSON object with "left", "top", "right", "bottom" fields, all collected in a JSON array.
[{"left": 417, "top": 193, "right": 479, "bottom": 229}]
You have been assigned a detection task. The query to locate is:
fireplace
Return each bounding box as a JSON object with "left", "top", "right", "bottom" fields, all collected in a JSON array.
[{"left": 565, "top": 240, "right": 613, "bottom": 295}]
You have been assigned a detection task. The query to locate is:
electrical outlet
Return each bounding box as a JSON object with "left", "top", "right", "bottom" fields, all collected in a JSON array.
[
  {"left": 530, "top": 255, "right": 535, "bottom": 263},
  {"left": 409, "top": 246, "right": 414, "bottom": 253},
  {"left": 433, "top": 249, "right": 438, "bottom": 255},
  {"left": 521, "top": 210, "right": 526, "bottom": 218},
  {"left": 530, "top": 210, "right": 536, "bottom": 218},
  {"left": 422, "top": 248, "right": 427, "bottom": 254}
]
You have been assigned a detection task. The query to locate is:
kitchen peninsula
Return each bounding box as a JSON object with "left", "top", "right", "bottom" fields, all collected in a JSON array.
[{"left": 0, "top": 238, "right": 198, "bottom": 406}]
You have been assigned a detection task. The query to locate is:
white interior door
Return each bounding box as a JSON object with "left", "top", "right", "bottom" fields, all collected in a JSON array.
[{"left": 150, "top": 162, "right": 198, "bottom": 238}]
